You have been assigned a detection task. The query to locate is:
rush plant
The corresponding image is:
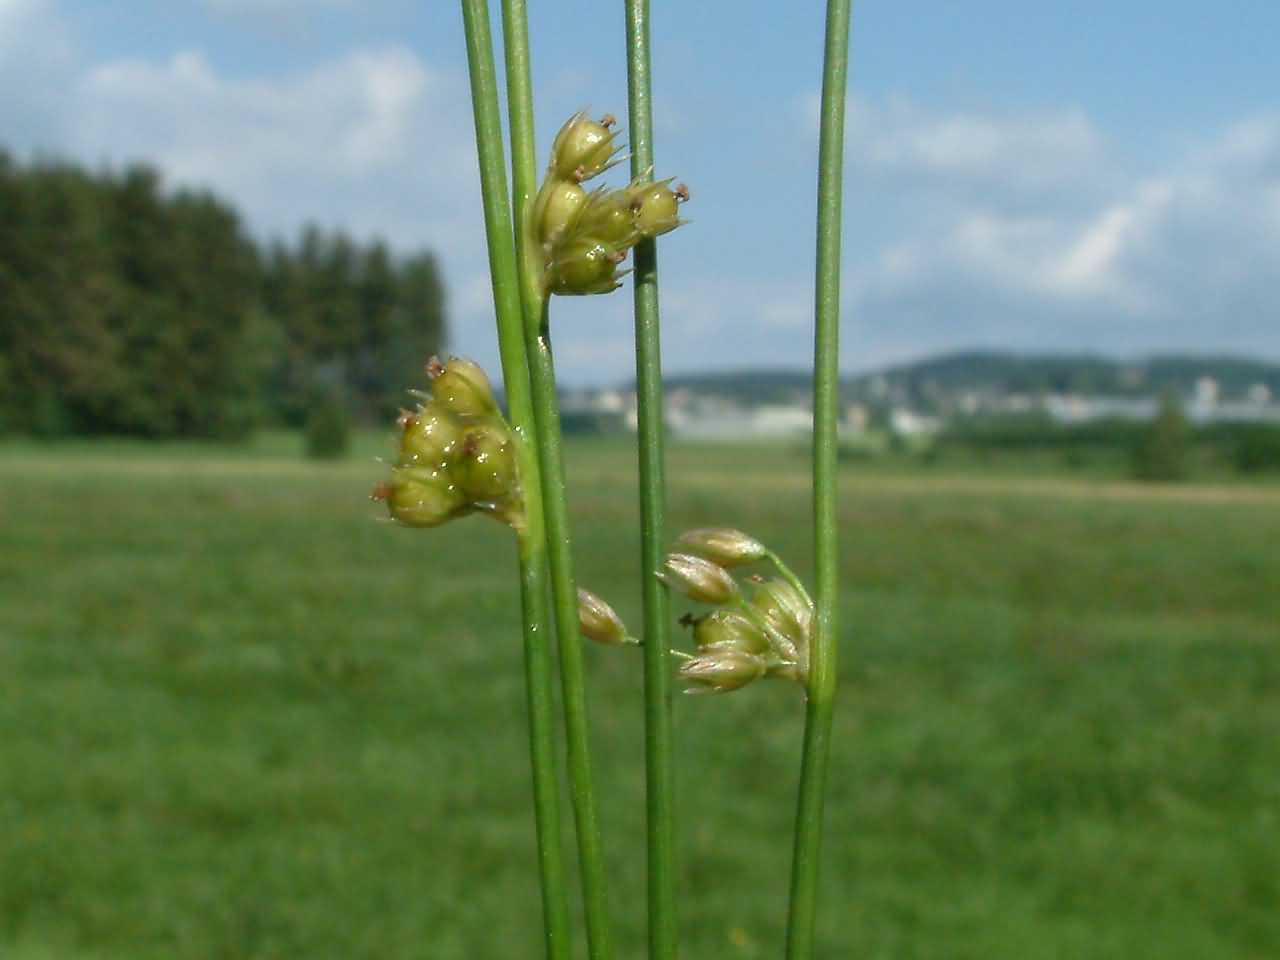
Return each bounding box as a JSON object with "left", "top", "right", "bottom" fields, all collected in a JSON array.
[{"left": 380, "top": 2, "right": 852, "bottom": 957}]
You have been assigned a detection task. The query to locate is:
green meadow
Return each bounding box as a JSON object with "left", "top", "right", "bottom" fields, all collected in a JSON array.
[{"left": 2, "top": 435, "right": 1277, "bottom": 958}]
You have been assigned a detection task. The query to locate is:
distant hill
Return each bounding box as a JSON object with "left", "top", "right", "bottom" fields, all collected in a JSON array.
[
  {"left": 660, "top": 369, "right": 816, "bottom": 406},
  {"left": 854, "top": 351, "right": 1280, "bottom": 402},
  {"left": 652, "top": 352, "right": 1280, "bottom": 411}
]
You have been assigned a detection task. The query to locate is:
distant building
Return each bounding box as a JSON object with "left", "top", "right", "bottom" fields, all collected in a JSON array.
[
  {"left": 560, "top": 365, "right": 1280, "bottom": 442},
  {"left": 1042, "top": 388, "right": 1280, "bottom": 426},
  {"left": 1195, "top": 376, "right": 1220, "bottom": 408},
  {"left": 890, "top": 408, "right": 941, "bottom": 437},
  {"left": 560, "top": 387, "right": 634, "bottom": 434},
  {"left": 1044, "top": 394, "right": 1158, "bottom": 423},
  {"left": 670, "top": 401, "right": 812, "bottom": 439},
  {"left": 844, "top": 403, "right": 869, "bottom": 433}
]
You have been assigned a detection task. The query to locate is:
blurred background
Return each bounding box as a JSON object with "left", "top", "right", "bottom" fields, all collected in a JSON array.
[{"left": 1, "top": 1, "right": 1277, "bottom": 957}]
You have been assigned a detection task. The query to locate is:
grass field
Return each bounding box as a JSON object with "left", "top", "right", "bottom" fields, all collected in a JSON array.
[{"left": 2, "top": 434, "right": 1277, "bottom": 958}]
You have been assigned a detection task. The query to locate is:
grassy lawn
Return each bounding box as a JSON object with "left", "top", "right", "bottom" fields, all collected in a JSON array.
[{"left": 1, "top": 436, "right": 1277, "bottom": 958}]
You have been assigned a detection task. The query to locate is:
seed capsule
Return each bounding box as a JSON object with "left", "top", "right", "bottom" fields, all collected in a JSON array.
[
  {"left": 377, "top": 358, "right": 526, "bottom": 532},
  {"left": 751, "top": 578, "right": 813, "bottom": 659},
  {"left": 675, "top": 527, "right": 767, "bottom": 568},
  {"left": 577, "top": 588, "right": 633, "bottom": 646},
  {"left": 658, "top": 552, "right": 741, "bottom": 605},
  {"left": 549, "top": 111, "right": 624, "bottom": 182},
  {"left": 399, "top": 403, "right": 462, "bottom": 468},
  {"left": 548, "top": 237, "right": 627, "bottom": 296},
  {"left": 574, "top": 188, "right": 640, "bottom": 249},
  {"left": 628, "top": 179, "right": 687, "bottom": 238},
  {"left": 679, "top": 648, "right": 766, "bottom": 695},
  {"left": 537, "top": 180, "right": 588, "bottom": 248},
  {"left": 428, "top": 357, "right": 498, "bottom": 418},
  {"left": 382, "top": 465, "right": 468, "bottom": 528},
  {"left": 692, "top": 610, "right": 769, "bottom": 656},
  {"left": 455, "top": 419, "right": 518, "bottom": 504}
]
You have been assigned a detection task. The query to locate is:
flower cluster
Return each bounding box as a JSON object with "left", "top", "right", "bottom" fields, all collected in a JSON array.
[
  {"left": 372, "top": 357, "right": 523, "bottom": 531},
  {"left": 535, "top": 111, "right": 689, "bottom": 296},
  {"left": 659, "top": 528, "right": 814, "bottom": 694}
]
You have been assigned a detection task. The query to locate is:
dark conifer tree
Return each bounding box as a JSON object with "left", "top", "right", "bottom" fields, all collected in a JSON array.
[{"left": 0, "top": 155, "right": 447, "bottom": 438}]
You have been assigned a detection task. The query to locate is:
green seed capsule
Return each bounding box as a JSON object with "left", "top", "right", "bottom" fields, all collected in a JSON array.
[
  {"left": 629, "top": 179, "right": 686, "bottom": 238},
  {"left": 381, "top": 466, "right": 467, "bottom": 528},
  {"left": 575, "top": 188, "right": 639, "bottom": 249},
  {"left": 549, "top": 237, "right": 626, "bottom": 296},
  {"left": 550, "top": 112, "right": 623, "bottom": 182},
  {"left": 538, "top": 180, "right": 587, "bottom": 247},
  {"left": 399, "top": 403, "right": 462, "bottom": 468},
  {"left": 428, "top": 357, "right": 498, "bottom": 417},
  {"left": 455, "top": 419, "right": 518, "bottom": 504},
  {"left": 692, "top": 610, "right": 769, "bottom": 655}
]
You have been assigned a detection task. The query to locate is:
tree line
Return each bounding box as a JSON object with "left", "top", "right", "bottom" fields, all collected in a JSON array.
[{"left": 0, "top": 152, "right": 446, "bottom": 439}]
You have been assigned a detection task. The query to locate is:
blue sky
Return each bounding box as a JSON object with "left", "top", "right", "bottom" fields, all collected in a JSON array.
[{"left": 4, "top": 0, "right": 1279, "bottom": 384}]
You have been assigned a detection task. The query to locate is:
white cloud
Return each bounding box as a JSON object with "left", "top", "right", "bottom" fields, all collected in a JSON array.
[
  {"left": 5, "top": 15, "right": 1280, "bottom": 385},
  {"left": 0, "top": 0, "right": 75, "bottom": 150},
  {"left": 805, "top": 94, "right": 1106, "bottom": 195},
  {"left": 64, "top": 44, "right": 508, "bottom": 373},
  {"left": 845, "top": 110, "right": 1280, "bottom": 361},
  {"left": 75, "top": 46, "right": 474, "bottom": 234},
  {"left": 557, "top": 101, "right": 1280, "bottom": 380},
  {"left": 874, "top": 205, "right": 1143, "bottom": 306},
  {"left": 665, "top": 276, "right": 812, "bottom": 336}
]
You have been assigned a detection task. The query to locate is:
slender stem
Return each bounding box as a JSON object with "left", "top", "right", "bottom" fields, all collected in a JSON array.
[
  {"left": 765, "top": 550, "right": 813, "bottom": 606},
  {"left": 623, "top": 2, "right": 678, "bottom": 958},
  {"left": 501, "top": 3, "right": 616, "bottom": 958},
  {"left": 499, "top": 0, "right": 546, "bottom": 310},
  {"left": 525, "top": 302, "right": 616, "bottom": 960},
  {"left": 784, "top": 0, "right": 851, "bottom": 957},
  {"left": 458, "top": 3, "right": 571, "bottom": 959}
]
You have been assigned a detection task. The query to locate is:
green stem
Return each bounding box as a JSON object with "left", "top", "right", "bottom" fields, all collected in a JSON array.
[
  {"left": 623, "top": 2, "right": 678, "bottom": 959},
  {"left": 525, "top": 301, "right": 616, "bottom": 960},
  {"left": 784, "top": 0, "right": 851, "bottom": 958},
  {"left": 499, "top": 0, "right": 546, "bottom": 307},
  {"left": 765, "top": 550, "right": 813, "bottom": 607},
  {"left": 458, "top": 3, "right": 571, "bottom": 959},
  {"left": 501, "top": 3, "right": 616, "bottom": 958}
]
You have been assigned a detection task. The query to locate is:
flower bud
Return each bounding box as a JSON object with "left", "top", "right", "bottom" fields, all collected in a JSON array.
[
  {"left": 454, "top": 419, "right": 518, "bottom": 504},
  {"left": 399, "top": 403, "right": 462, "bottom": 468},
  {"left": 573, "top": 187, "right": 640, "bottom": 249},
  {"left": 577, "top": 587, "right": 633, "bottom": 646},
  {"left": 550, "top": 111, "right": 624, "bottom": 182},
  {"left": 548, "top": 237, "right": 627, "bottom": 296},
  {"left": 679, "top": 648, "right": 766, "bottom": 695},
  {"left": 675, "top": 527, "right": 767, "bottom": 568},
  {"left": 427, "top": 357, "right": 498, "bottom": 418},
  {"left": 692, "top": 609, "right": 768, "bottom": 655},
  {"left": 657, "top": 552, "right": 740, "bottom": 605},
  {"left": 377, "top": 466, "right": 468, "bottom": 528},
  {"left": 537, "top": 180, "right": 587, "bottom": 247},
  {"left": 627, "top": 179, "right": 687, "bottom": 238}
]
